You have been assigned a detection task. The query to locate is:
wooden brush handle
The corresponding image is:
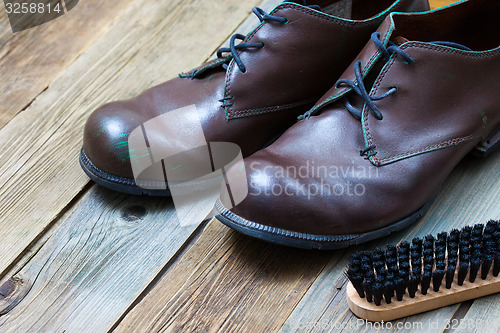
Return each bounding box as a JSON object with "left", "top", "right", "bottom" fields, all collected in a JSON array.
[{"left": 347, "top": 275, "right": 500, "bottom": 322}]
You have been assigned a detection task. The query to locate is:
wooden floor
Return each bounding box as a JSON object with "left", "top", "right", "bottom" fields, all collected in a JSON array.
[{"left": 0, "top": 0, "right": 498, "bottom": 332}]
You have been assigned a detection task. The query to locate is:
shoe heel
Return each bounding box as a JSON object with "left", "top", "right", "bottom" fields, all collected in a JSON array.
[{"left": 470, "top": 127, "right": 500, "bottom": 158}]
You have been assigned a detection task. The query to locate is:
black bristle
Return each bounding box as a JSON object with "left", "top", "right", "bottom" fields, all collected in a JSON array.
[
  {"left": 482, "top": 222, "right": 496, "bottom": 279},
  {"left": 408, "top": 274, "right": 419, "bottom": 298},
  {"left": 395, "top": 277, "right": 406, "bottom": 301},
  {"left": 385, "top": 245, "right": 398, "bottom": 299},
  {"left": 469, "top": 224, "right": 484, "bottom": 283},
  {"left": 421, "top": 267, "right": 433, "bottom": 295},
  {"left": 458, "top": 226, "right": 472, "bottom": 285},
  {"left": 433, "top": 269, "right": 445, "bottom": 292},
  {"left": 446, "top": 229, "right": 460, "bottom": 288},
  {"left": 386, "top": 245, "right": 398, "bottom": 276},
  {"left": 446, "top": 261, "right": 457, "bottom": 289},
  {"left": 433, "top": 233, "right": 447, "bottom": 292},
  {"left": 410, "top": 238, "right": 423, "bottom": 280},
  {"left": 491, "top": 221, "right": 500, "bottom": 277},
  {"left": 423, "top": 235, "right": 435, "bottom": 268},
  {"left": 347, "top": 253, "right": 365, "bottom": 298},
  {"left": 372, "top": 278, "right": 384, "bottom": 306},
  {"left": 458, "top": 261, "right": 469, "bottom": 286},
  {"left": 435, "top": 234, "right": 447, "bottom": 271},
  {"left": 363, "top": 279, "right": 373, "bottom": 303},
  {"left": 372, "top": 248, "right": 387, "bottom": 277},
  {"left": 397, "top": 241, "right": 410, "bottom": 281},
  {"left": 447, "top": 229, "right": 460, "bottom": 261},
  {"left": 481, "top": 255, "right": 493, "bottom": 280},
  {"left": 361, "top": 252, "right": 375, "bottom": 302},
  {"left": 469, "top": 259, "right": 481, "bottom": 283},
  {"left": 396, "top": 241, "right": 410, "bottom": 298},
  {"left": 384, "top": 280, "right": 393, "bottom": 304},
  {"left": 421, "top": 236, "right": 435, "bottom": 295}
]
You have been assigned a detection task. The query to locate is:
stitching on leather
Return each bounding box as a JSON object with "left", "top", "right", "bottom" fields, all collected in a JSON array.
[
  {"left": 227, "top": 98, "right": 317, "bottom": 119},
  {"left": 180, "top": 58, "right": 229, "bottom": 79},
  {"left": 374, "top": 134, "right": 481, "bottom": 165},
  {"left": 365, "top": 42, "right": 499, "bottom": 165},
  {"left": 400, "top": 42, "right": 500, "bottom": 58}
]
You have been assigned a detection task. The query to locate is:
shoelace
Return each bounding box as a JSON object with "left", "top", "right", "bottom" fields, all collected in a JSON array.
[
  {"left": 216, "top": 1, "right": 321, "bottom": 73},
  {"left": 302, "top": 33, "right": 472, "bottom": 121},
  {"left": 301, "top": 32, "right": 414, "bottom": 121}
]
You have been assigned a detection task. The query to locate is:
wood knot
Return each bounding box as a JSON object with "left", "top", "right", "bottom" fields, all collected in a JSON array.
[
  {"left": 121, "top": 205, "right": 147, "bottom": 223},
  {"left": 0, "top": 276, "right": 31, "bottom": 316}
]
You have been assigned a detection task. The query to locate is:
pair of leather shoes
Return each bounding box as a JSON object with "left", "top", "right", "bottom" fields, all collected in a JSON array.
[{"left": 81, "top": 0, "right": 500, "bottom": 249}]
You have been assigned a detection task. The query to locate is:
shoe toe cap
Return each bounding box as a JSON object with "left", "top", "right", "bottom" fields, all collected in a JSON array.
[{"left": 83, "top": 101, "right": 143, "bottom": 179}]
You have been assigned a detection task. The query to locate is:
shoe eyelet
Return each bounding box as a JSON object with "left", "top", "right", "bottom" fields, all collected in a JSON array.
[{"left": 283, "top": 18, "right": 289, "bottom": 24}]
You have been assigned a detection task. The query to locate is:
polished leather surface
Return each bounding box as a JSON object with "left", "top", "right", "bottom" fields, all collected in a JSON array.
[
  {"left": 83, "top": 0, "right": 428, "bottom": 180},
  {"left": 220, "top": 0, "right": 500, "bottom": 236}
]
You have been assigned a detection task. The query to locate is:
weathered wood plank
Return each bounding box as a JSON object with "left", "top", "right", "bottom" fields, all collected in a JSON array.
[
  {"left": 453, "top": 295, "right": 500, "bottom": 333},
  {"left": 280, "top": 154, "right": 500, "bottom": 333},
  {"left": 0, "top": 187, "right": 206, "bottom": 332},
  {"left": 0, "top": 0, "right": 140, "bottom": 129},
  {"left": 0, "top": 0, "right": 261, "bottom": 281},
  {"left": 114, "top": 219, "right": 332, "bottom": 333}
]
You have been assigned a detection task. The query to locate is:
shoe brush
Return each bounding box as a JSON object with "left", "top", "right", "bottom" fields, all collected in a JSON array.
[{"left": 346, "top": 220, "right": 500, "bottom": 322}]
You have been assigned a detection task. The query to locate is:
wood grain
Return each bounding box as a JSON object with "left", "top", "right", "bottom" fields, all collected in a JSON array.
[
  {"left": 0, "top": 0, "right": 140, "bottom": 129},
  {"left": 114, "top": 219, "right": 332, "bottom": 333},
  {"left": 0, "top": 187, "right": 206, "bottom": 332},
  {"left": 0, "top": 0, "right": 260, "bottom": 281},
  {"left": 453, "top": 294, "right": 500, "bottom": 333}
]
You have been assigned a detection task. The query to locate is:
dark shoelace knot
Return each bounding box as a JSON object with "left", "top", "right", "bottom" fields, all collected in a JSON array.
[
  {"left": 216, "top": 8, "right": 287, "bottom": 73},
  {"left": 217, "top": 1, "right": 321, "bottom": 73},
  {"left": 302, "top": 32, "right": 415, "bottom": 121}
]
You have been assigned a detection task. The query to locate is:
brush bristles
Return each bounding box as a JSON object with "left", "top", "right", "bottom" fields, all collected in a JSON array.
[
  {"left": 346, "top": 221, "right": 500, "bottom": 306},
  {"left": 445, "top": 229, "right": 460, "bottom": 289}
]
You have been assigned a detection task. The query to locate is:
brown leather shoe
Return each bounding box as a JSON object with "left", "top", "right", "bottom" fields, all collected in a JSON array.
[
  {"left": 216, "top": 0, "right": 500, "bottom": 249},
  {"left": 81, "top": 0, "right": 429, "bottom": 195}
]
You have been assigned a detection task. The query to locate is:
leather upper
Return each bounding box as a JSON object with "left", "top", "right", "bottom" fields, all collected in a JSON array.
[{"left": 221, "top": 0, "right": 500, "bottom": 236}]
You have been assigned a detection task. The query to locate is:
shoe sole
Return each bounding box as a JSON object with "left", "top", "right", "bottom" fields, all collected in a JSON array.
[
  {"left": 214, "top": 198, "right": 436, "bottom": 250},
  {"left": 79, "top": 148, "right": 173, "bottom": 196},
  {"left": 80, "top": 148, "right": 223, "bottom": 196}
]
